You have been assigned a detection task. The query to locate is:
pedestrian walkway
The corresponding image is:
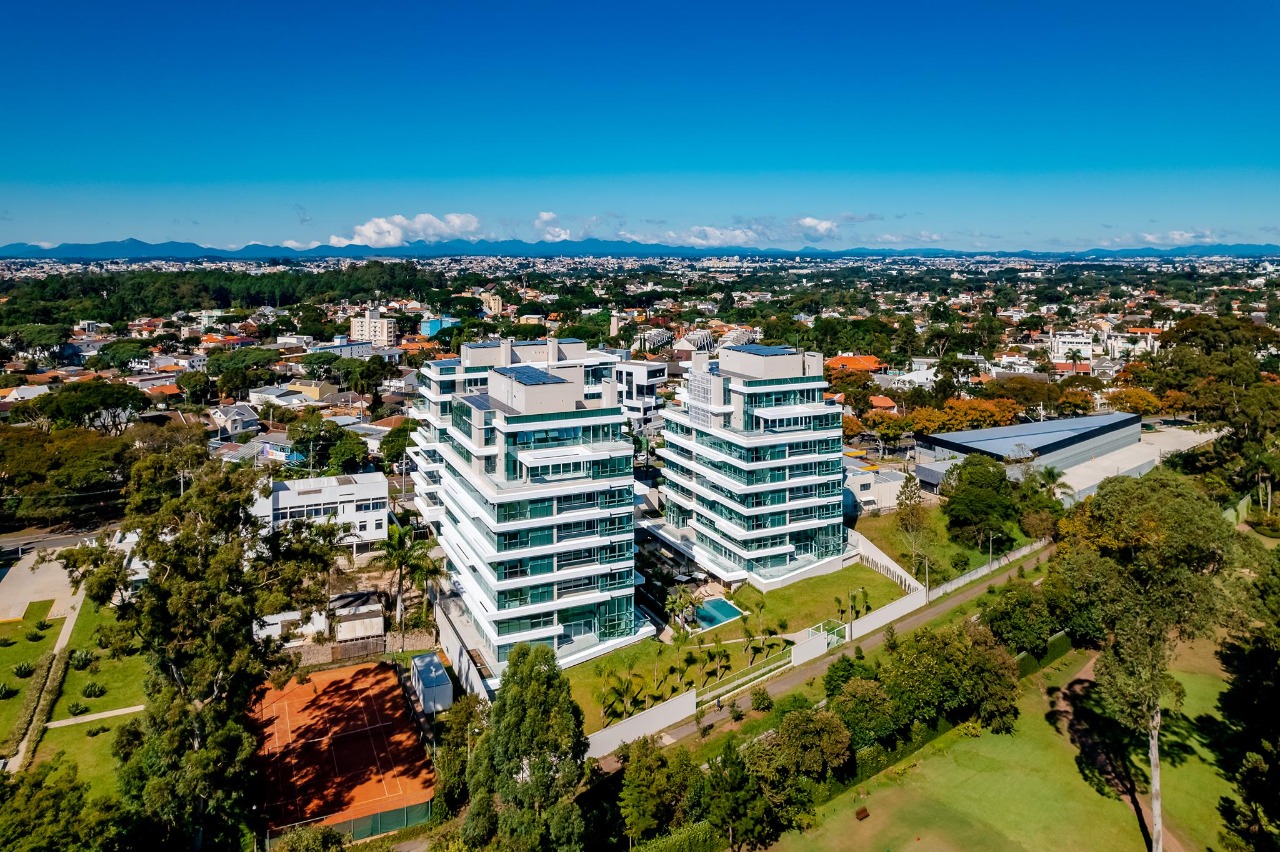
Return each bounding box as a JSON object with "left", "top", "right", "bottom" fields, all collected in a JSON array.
[
  {"left": 7, "top": 587, "right": 85, "bottom": 771},
  {"left": 46, "top": 704, "right": 145, "bottom": 729}
]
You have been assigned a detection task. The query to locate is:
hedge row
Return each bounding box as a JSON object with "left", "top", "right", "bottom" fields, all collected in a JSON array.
[
  {"left": 1014, "top": 631, "right": 1074, "bottom": 679},
  {"left": 634, "top": 821, "right": 719, "bottom": 852},
  {"left": 19, "top": 648, "right": 71, "bottom": 771},
  {"left": 0, "top": 650, "right": 54, "bottom": 759}
]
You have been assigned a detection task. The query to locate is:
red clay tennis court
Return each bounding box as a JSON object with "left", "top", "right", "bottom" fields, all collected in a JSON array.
[{"left": 255, "top": 662, "right": 434, "bottom": 832}]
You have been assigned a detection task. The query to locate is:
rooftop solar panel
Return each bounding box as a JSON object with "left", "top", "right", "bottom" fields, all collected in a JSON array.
[
  {"left": 724, "top": 344, "right": 796, "bottom": 356},
  {"left": 493, "top": 365, "right": 567, "bottom": 385}
]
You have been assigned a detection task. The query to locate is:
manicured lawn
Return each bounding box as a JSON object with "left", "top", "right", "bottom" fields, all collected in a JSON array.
[
  {"left": 50, "top": 604, "right": 148, "bottom": 722},
  {"left": 772, "top": 652, "right": 1144, "bottom": 852},
  {"left": 566, "top": 635, "right": 777, "bottom": 734},
  {"left": 32, "top": 720, "right": 122, "bottom": 796},
  {"left": 711, "top": 562, "right": 905, "bottom": 643},
  {"left": 855, "top": 505, "right": 1029, "bottom": 582},
  {"left": 1155, "top": 638, "right": 1237, "bottom": 852},
  {"left": 0, "top": 601, "right": 65, "bottom": 748}
]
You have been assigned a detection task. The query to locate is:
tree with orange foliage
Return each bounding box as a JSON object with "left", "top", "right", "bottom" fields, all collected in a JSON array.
[
  {"left": 841, "top": 415, "right": 865, "bottom": 444},
  {"left": 1056, "top": 388, "right": 1094, "bottom": 417},
  {"left": 1106, "top": 387, "right": 1161, "bottom": 417}
]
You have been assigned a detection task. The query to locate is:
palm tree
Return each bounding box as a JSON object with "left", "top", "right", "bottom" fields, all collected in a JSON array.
[
  {"left": 1065, "top": 348, "right": 1085, "bottom": 376},
  {"left": 1036, "top": 465, "right": 1075, "bottom": 503},
  {"left": 367, "top": 524, "right": 444, "bottom": 652}
]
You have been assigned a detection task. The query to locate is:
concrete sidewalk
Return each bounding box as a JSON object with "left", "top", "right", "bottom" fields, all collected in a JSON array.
[{"left": 46, "top": 704, "right": 145, "bottom": 729}]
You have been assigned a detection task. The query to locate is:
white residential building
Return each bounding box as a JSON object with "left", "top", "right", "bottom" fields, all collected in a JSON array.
[
  {"left": 654, "top": 345, "right": 848, "bottom": 589},
  {"left": 349, "top": 308, "right": 398, "bottom": 348},
  {"left": 251, "top": 472, "right": 390, "bottom": 552},
  {"left": 613, "top": 357, "right": 667, "bottom": 436},
  {"left": 409, "top": 339, "right": 652, "bottom": 686}
]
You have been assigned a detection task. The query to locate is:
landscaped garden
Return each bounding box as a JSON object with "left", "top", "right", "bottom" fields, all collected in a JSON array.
[
  {"left": 855, "top": 503, "right": 1031, "bottom": 582},
  {"left": 49, "top": 603, "right": 147, "bottom": 722},
  {"left": 31, "top": 719, "right": 121, "bottom": 795},
  {"left": 0, "top": 600, "right": 65, "bottom": 754}
]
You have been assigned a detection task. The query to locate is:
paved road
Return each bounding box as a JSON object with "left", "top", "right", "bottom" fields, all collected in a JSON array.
[
  {"left": 46, "top": 705, "right": 145, "bottom": 729},
  {"left": 0, "top": 525, "right": 117, "bottom": 557},
  {"left": 658, "top": 545, "right": 1055, "bottom": 747}
]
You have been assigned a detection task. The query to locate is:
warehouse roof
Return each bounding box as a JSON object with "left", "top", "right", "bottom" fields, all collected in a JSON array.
[{"left": 917, "top": 412, "right": 1139, "bottom": 461}]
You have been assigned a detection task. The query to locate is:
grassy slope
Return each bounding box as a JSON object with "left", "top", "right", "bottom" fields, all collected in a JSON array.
[
  {"left": 855, "top": 505, "right": 1029, "bottom": 580},
  {"left": 0, "top": 601, "right": 65, "bottom": 745},
  {"left": 50, "top": 604, "right": 147, "bottom": 721},
  {"left": 772, "top": 652, "right": 1143, "bottom": 852},
  {"left": 32, "top": 721, "right": 120, "bottom": 796}
]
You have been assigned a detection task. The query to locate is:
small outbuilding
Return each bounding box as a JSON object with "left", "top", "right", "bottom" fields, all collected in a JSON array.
[{"left": 410, "top": 652, "right": 454, "bottom": 714}]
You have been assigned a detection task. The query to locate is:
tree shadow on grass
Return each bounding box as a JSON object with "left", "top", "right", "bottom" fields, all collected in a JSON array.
[{"left": 1049, "top": 677, "right": 1153, "bottom": 850}]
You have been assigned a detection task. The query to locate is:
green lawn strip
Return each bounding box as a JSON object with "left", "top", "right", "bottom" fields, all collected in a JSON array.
[
  {"left": 713, "top": 563, "right": 905, "bottom": 643},
  {"left": 50, "top": 604, "right": 148, "bottom": 722},
  {"left": 32, "top": 720, "right": 121, "bottom": 796},
  {"left": 855, "top": 505, "right": 1030, "bottom": 580},
  {"left": 21, "top": 600, "right": 55, "bottom": 623},
  {"left": 0, "top": 611, "right": 65, "bottom": 748},
  {"left": 1155, "top": 638, "right": 1237, "bottom": 852},
  {"left": 772, "top": 652, "right": 1142, "bottom": 852}
]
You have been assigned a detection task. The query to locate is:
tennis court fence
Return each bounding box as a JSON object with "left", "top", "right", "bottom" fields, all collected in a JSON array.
[{"left": 264, "top": 800, "right": 433, "bottom": 849}]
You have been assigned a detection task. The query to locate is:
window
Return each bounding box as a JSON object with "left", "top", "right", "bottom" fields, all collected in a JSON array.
[
  {"left": 358, "top": 521, "right": 367, "bottom": 532},
  {"left": 375, "top": 519, "right": 384, "bottom": 529},
  {"left": 860, "top": 483, "right": 871, "bottom": 492}
]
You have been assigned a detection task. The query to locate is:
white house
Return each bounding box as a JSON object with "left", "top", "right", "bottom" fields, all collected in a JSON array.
[{"left": 251, "top": 472, "right": 390, "bottom": 552}]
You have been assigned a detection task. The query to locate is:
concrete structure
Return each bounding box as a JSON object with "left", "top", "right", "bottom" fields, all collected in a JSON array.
[
  {"left": 409, "top": 652, "right": 454, "bottom": 714},
  {"left": 844, "top": 459, "right": 906, "bottom": 517},
  {"left": 251, "top": 472, "right": 390, "bottom": 551},
  {"left": 613, "top": 357, "right": 667, "bottom": 436},
  {"left": 656, "top": 345, "right": 846, "bottom": 586},
  {"left": 349, "top": 308, "right": 398, "bottom": 348},
  {"left": 307, "top": 336, "right": 373, "bottom": 360},
  {"left": 411, "top": 342, "right": 653, "bottom": 686}
]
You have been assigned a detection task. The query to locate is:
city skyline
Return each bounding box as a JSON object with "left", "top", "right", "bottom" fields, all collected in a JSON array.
[{"left": 3, "top": 0, "right": 1277, "bottom": 251}]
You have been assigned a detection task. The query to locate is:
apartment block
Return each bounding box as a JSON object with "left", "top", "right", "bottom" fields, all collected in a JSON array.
[
  {"left": 408, "top": 338, "right": 653, "bottom": 688},
  {"left": 349, "top": 308, "right": 398, "bottom": 348},
  {"left": 612, "top": 356, "right": 667, "bottom": 436},
  {"left": 655, "top": 345, "right": 847, "bottom": 588},
  {"left": 251, "top": 472, "right": 390, "bottom": 552}
]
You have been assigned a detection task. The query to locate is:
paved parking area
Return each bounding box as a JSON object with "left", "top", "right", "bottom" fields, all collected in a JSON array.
[{"left": 0, "top": 550, "right": 76, "bottom": 621}]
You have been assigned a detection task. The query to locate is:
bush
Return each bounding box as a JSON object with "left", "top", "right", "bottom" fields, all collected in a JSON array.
[
  {"left": 34, "top": 619, "right": 52, "bottom": 632},
  {"left": 0, "top": 636, "right": 14, "bottom": 648},
  {"left": 25, "top": 630, "right": 44, "bottom": 643},
  {"left": 0, "top": 683, "right": 17, "bottom": 700},
  {"left": 69, "top": 650, "right": 96, "bottom": 671},
  {"left": 633, "top": 821, "right": 717, "bottom": 852},
  {"left": 957, "top": 721, "right": 983, "bottom": 738},
  {"left": 728, "top": 701, "right": 744, "bottom": 722},
  {"left": 81, "top": 682, "right": 107, "bottom": 699},
  {"left": 86, "top": 725, "right": 110, "bottom": 737},
  {"left": 749, "top": 687, "right": 773, "bottom": 712},
  {"left": 12, "top": 662, "right": 34, "bottom": 678},
  {"left": 67, "top": 701, "right": 90, "bottom": 716}
]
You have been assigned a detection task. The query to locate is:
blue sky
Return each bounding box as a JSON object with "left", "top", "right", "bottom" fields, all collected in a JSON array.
[{"left": 2, "top": 0, "right": 1278, "bottom": 251}]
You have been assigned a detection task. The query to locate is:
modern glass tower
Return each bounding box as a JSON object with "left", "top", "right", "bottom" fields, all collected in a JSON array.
[
  {"left": 657, "top": 345, "right": 846, "bottom": 587},
  {"left": 408, "top": 338, "right": 653, "bottom": 685}
]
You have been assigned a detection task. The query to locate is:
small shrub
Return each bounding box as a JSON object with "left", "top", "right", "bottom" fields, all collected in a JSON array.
[
  {"left": 69, "top": 650, "right": 96, "bottom": 671},
  {"left": 777, "top": 618, "right": 789, "bottom": 632},
  {"left": 86, "top": 725, "right": 110, "bottom": 737},
  {"left": 25, "top": 630, "right": 44, "bottom": 643},
  {"left": 0, "top": 683, "right": 17, "bottom": 700},
  {"left": 67, "top": 701, "right": 90, "bottom": 716},
  {"left": 957, "top": 721, "right": 983, "bottom": 738},
  {"left": 87, "top": 661, "right": 101, "bottom": 675},
  {"left": 750, "top": 687, "right": 773, "bottom": 712},
  {"left": 0, "top": 636, "right": 14, "bottom": 648},
  {"left": 12, "top": 662, "right": 34, "bottom": 679},
  {"left": 728, "top": 701, "right": 744, "bottom": 722},
  {"left": 1016, "top": 564, "right": 1026, "bottom": 579},
  {"left": 81, "top": 682, "right": 107, "bottom": 699},
  {"left": 34, "top": 619, "right": 53, "bottom": 632}
]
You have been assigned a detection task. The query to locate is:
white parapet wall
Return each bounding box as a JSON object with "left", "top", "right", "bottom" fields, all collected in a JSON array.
[{"left": 587, "top": 689, "right": 698, "bottom": 759}]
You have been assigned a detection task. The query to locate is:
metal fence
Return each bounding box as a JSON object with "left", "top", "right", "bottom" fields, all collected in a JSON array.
[
  {"left": 331, "top": 636, "right": 388, "bottom": 662},
  {"left": 264, "top": 801, "right": 432, "bottom": 850}
]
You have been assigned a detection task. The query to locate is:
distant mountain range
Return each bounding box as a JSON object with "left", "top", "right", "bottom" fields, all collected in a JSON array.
[{"left": 1, "top": 237, "right": 1278, "bottom": 261}]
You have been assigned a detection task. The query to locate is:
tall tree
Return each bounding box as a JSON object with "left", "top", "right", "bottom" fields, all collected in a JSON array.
[
  {"left": 366, "top": 525, "right": 440, "bottom": 647},
  {"left": 1056, "top": 469, "right": 1246, "bottom": 852},
  {"left": 59, "top": 459, "right": 340, "bottom": 850},
  {"left": 463, "top": 644, "right": 587, "bottom": 852},
  {"left": 707, "top": 738, "right": 770, "bottom": 852}
]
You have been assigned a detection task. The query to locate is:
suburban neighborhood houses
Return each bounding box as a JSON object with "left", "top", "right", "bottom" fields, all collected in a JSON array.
[{"left": 2, "top": 252, "right": 1278, "bottom": 852}]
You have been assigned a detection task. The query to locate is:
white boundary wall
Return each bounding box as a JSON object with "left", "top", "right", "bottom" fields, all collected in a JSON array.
[
  {"left": 850, "top": 531, "right": 923, "bottom": 592},
  {"left": 927, "top": 538, "right": 1050, "bottom": 602},
  {"left": 587, "top": 690, "right": 698, "bottom": 758},
  {"left": 847, "top": 588, "right": 928, "bottom": 643}
]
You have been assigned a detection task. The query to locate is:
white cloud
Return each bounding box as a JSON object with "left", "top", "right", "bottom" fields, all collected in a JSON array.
[
  {"left": 1138, "top": 229, "right": 1222, "bottom": 246},
  {"left": 683, "top": 226, "right": 760, "bottom": 247},
  {"left": 34, "top": 241, "right": 54, "bottom": 249},
  {"left": 328, "top": 212, "right": 481, "bottom": 248},
  {"left": 795, "top": 216, "right": 840, "bottom": 241},
  {"left": 873, "top": 231, "right": 942, "bottom": 245},
  {"left": 282, "top": 239, "right": 321, "bottom": 250},
  {"left": 533, "top": 211, "right": 571, "bottom": 242}
]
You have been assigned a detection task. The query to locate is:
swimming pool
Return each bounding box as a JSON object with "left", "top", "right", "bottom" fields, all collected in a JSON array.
[{"left": 694, "top": 597, "right": 744, "bottom": 630}]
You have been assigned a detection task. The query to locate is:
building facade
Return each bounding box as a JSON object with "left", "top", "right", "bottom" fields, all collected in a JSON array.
[
  {"left": 408, "top": 338, "right": 653, "bottom": 684},
  {"left": 251, "top": 472, "right": 390, "bottom": 551},
  {"left": 350, "top": 308, "right": 398, "bottom": 348},
  {"left": 656, "top": 345, "right": 846, "bottom": 587},
  {"left": 613, "top": 357, "right": 667, "bottom": 436}
]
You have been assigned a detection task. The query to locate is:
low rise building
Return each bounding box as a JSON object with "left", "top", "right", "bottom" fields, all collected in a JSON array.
[{"left": 251, "top": 472, "right": 390, "bottom": 551}]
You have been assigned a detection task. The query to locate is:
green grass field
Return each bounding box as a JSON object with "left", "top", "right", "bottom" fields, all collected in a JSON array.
[
  {"left": 50, "top": 604, "right": 147, "bottom": 722},
  {"left": 855, "top": 505, "right": 1029, "bottom": 582},
  {"left": 0, "top": 600, "right": 65, "bottom": 747},
  {"left": 772, "top": 651, "right": 1144, "bottom": 852},
  {"left": 32, "top": 720, "right": 121, "bottom": 796}
]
